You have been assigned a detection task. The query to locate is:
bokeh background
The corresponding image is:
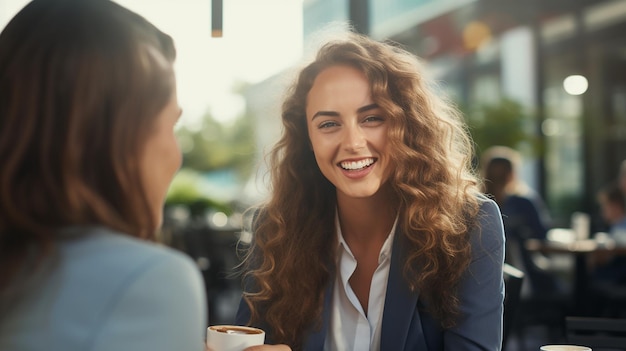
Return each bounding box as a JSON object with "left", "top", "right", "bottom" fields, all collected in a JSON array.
[{"left": 3, "top": 1, "right": 626, "bottom": 349}]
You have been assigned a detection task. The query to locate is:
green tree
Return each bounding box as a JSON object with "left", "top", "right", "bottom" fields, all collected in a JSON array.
[
  {"left": 176, "top": 109, "right": 256, "bottom": 181},
  {"left": 165, "top": 168, "right": 232, "bottom": 216},
  {"left": 464, "top": 98, "right": 541, "bottom": 157}
]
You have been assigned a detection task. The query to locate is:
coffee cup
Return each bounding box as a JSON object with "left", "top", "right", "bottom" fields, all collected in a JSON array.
[
  {"left": 540, "top": 345, "right": 592, "bottom": 351},
  {"left": 206, "top": 325, "right": 265, "bottom": 351}
]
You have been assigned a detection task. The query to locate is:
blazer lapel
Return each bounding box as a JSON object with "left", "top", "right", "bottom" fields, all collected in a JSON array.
[
  {"left": 305, "top": 230, "right": 428, "bottom": 351},
  {"left": 303, "top": 279, "right": 333, "bottom": 351},
  {"left": 380, "top": 231, "right": 427, "bottom": 351}
]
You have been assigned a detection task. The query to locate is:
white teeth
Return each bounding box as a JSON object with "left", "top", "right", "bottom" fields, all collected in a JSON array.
[{"left": 340, "top": 158, "right": 375, "bottom": 170}]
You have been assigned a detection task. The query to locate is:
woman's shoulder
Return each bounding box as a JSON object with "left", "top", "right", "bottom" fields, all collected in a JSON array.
[
  {"left": 476, "top": 193, "right": 500, "bottom": 214},
  {"left": 64, "top": 226, "right": 190, "bottom": 261},
  {"left": 1, "top": 226, "right": 206, "bottom": 351},
  {"left": 472, "top": 194, "right": 505, "bottom": 249},
  {"left": 58, "top": 227, "right": 201, "bottom": 302}
]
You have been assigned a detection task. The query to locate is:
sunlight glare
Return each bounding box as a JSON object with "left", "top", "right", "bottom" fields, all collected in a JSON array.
[
  {"left": 0, "top": 0, "right": 304, "bottom": 126},
  {"left": 118, "top": 0, "right": 303, "bottom": 125}
]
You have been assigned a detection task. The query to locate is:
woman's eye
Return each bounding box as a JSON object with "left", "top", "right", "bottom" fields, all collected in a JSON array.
[
  {"left": 319, "top": 121, "right": 339, "bottom": 129},
  {"left": 363, "top": 115, "right": 384, "bottom": 124}
]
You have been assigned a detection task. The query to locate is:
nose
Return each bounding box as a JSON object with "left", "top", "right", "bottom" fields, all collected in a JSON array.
[{"left": 343, "top": 124, "right": 366, "bottom": 152}]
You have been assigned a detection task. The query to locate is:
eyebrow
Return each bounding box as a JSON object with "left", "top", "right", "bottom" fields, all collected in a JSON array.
[{"left": 311, "top": 103, "right": 379, "bottom": 120}]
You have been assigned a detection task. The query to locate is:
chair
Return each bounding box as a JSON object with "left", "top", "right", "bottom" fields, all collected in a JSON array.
[
  {"left": 509, "top": 236, "right": 572, "bottom": 343},
  {"left": 566, "top": 316, "right": 626, "bottom": 350},
  {"left": 503, "top": 263, "right": 524, "bottom": 350}
]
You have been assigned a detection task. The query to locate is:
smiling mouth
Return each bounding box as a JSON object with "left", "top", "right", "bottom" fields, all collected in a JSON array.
[{"left": 339, "top": 158, "right": 376, "bottom": 170}]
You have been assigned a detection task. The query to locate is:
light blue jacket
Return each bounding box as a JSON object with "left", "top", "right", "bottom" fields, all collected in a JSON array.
[
  {"left": 0, "top": 227, "right": 207, "bottom": 351},
  {"left": 237, "top": 198, "right": 505, "bottom": 350}
]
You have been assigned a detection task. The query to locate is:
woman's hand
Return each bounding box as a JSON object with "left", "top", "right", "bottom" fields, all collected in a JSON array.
[{"left": 245, "top": 345, "right": 292, "bottom": 351}]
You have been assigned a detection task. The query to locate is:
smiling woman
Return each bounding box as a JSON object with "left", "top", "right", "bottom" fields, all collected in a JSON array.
[
  {"left": 234, "top": 31, "right": 506, "bottom": 351},
  {"left": 307, "top": 65, "right": 390, "bottom": 199}
]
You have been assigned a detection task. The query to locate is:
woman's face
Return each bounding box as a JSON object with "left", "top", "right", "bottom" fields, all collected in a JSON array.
[
  {"left": 140, "top": 85, "right": 182, "bottom": 226},
  {"left": 306, "top": 64, "right": 390, "bottom": 200}
]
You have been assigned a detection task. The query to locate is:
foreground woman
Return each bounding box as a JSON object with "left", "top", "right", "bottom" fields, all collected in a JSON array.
[{"left": 0, "top": 1, "right": 206, "bottom": 350}]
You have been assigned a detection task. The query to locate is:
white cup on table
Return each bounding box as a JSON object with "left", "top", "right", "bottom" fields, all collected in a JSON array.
[
  {"left": 206, "top": 325, "right": 265, "bottom": 351},
  {"left": 540, "top": 345, "right": 591, "bottom": 351},
  {"left": 571, "top": 212, "right": 590, "bottom": 241}
]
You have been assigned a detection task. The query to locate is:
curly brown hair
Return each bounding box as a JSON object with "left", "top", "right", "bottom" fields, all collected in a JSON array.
[{"left": 241, "top": 31, "right": 482, "bottom": 348}]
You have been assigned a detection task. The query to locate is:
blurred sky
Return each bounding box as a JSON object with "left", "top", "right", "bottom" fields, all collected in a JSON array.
[{"left": 0, "top": 0, "right": 304, "bottom": 128}]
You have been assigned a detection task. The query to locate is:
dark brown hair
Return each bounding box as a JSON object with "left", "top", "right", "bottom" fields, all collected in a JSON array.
[
  {"left": 0, "top": 0, "right": 176, "bottom": 308},
  {"left": 480, "top": 145, "right": 528, "bottom": 205}
]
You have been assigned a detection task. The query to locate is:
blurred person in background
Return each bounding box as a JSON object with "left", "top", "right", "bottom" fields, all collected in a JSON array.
[
  {"left": 235, "top": 31, "right": 505, "bottom": 351},
  {"left": 480, "top": 146, "right": 561, "bottom": 296},
  {"left": 590, "top": 182, "right": 626, "bottom": 283},
  {"left": 0, "top": 0, "right": 206, "bottom": 350},
  {"left": 586, "top": 181, "right": 626, "bottom": 317},
  {"left": 597, "top": 181, "right": 626, "bottom": 238}
]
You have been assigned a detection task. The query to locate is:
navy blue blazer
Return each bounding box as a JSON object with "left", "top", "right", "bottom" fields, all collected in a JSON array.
[{"left": 236, "top": 198, "right": 505, "bottom": 350}]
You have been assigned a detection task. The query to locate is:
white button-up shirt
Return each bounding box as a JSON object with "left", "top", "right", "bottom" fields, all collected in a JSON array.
[{"left": 324, "top": 215, "right": 397, "bottom": 351}]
